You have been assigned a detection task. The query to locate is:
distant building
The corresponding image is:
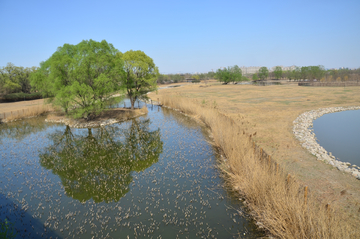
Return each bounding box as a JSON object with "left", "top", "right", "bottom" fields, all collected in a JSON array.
[
  {"left": 240, "top": 66, "right": 263, "bottom": 74},
  {"left": 270, "top": 65, "right": 297, "bottom": 72},
  {"left": 238, "top": 65, "right": 297, "bottom": 75}
]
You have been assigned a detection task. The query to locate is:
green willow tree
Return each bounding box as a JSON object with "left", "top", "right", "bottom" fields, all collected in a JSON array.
[
  {"left": 258, "top": 67, "right": 269, "bottom": 80},
  {"left": 299, "top": 65, "right": 325, "bottom": 81},
  {"left": 30, "top": 40, "right": 124, "bottom": 119},
  {"left": 215, "top": 65, "right": 243, "bottom": 84},
  {"left": 274, "top": 66, "right": 283, "bottom": 80},
  {"left": 0, "top": 63, "right": 37, "bottom": 95},
  {"left": 121, "top": 50, "right": 159, "bottom": 110},
  {"left": 215, "top": 68, "right": 230, "bottom": 84}
]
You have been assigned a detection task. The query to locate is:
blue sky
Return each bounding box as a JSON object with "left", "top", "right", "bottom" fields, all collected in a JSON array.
[{"left": 0, "top": 0, "right": 359, "bottom": 73}]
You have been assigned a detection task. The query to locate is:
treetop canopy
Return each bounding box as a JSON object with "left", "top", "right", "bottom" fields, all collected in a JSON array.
[
  {"left": 30, "top": 39, "right": 125, "bottom": 119},
  {"left": 30, "top": 40, "right": 159, "bottom": 118}
]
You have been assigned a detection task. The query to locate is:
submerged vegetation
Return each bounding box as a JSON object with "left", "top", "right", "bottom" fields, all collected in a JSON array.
[
  {"left": 0, "top": 218, "right": 17, "bottom": 239},
  {"left": 157, "top": 94, "right": 358, "bottom": 238}
]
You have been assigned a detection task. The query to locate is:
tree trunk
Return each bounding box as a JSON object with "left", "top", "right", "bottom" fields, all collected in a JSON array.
[{"left": 130, "top": 97, "right": 135, "bottom": 110}]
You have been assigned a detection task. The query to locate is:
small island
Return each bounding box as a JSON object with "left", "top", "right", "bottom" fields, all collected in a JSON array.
[
  {"left": 45, "top": 107, "right": 148, "bottom": 128},
  {"left": 28, "top": 40, "right": 158, "bottom": 127}
]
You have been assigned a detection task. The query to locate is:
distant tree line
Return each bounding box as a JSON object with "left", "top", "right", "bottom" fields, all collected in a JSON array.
[
  {"left": 0, "top": 63, "right": 38, "bottom": 96},
  {"left": 250, "top": 66, "right": 360, "bottom": 82},
  {"left": 215, "top": 65, "right": 250, "bottom": 84},
  {"left": 320, "top": 68, "right": 360, "bottom": 82},
  {"left": 156, "top": 71, "right": 217, "bottom": 84},
  {"left": 157, "top": 74, "right": 187, "bottom": 84}
]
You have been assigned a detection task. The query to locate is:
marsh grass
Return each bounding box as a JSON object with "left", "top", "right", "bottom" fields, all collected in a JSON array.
[
  {"left": 159, "top": 94, "right": 357, "bottom": 238},
  {"left": 2, "top": 104, "right": 54, "bottom": 122},
  {"left": 151, "top": 85, "right": 360, "bottom": 211}
]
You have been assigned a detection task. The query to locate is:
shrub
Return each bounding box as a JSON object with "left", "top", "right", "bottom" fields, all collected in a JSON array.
[{"left": 3, "top": 92, "right": 42, "bottom": 102}]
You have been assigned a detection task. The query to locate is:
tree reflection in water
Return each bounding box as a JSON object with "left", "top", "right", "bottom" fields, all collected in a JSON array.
[
  {"left": 39, "top": 118, "right": 163, "bottom": 203},
  {"left": 0, "top": 116, "right": 51, "bottom": 144}
]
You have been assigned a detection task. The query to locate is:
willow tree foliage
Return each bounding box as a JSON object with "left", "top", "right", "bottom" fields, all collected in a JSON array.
[
  {"left": 215, "top": 65, "right": 243, "bottom": 84},
  {"left": 274, "top": 66, "right": 283, "bottom": 80},
  {"left": 121, "top": 50, "right": 159, "bottom": 109},
  {"left": 0, "top": 63, "right": 37, "bottom": 94},
  {"left": 258, "top": 67, "right": 269, "bottom": 80},
  {"left": 299, "top": 65, "right": 325, "bottom": 81},
  {"left": 30, "top": 40, "right": 124, "bottom": 119}
]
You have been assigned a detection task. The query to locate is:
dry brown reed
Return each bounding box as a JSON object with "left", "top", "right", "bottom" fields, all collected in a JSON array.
[
  {"left": 2, "top": 104, "right": 54, "bottom": 122},
  {"left": 115, "top": 106, "right": 148, "bottom": 121},
  {"left": 139, "top": 106, "right": 149, "bottom": 114},
  {"left": 159, "top": 94, "right": 357, "bottom": 239}
]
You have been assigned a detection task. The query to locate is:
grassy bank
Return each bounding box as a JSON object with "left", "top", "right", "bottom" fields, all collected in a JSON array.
[
  {"left": 150, "top": 84, "right": 360, "bottom": 217},
  {"left": 1, "top": 104, "right": 53, "bottom": 122},
  {"left": 150, "top": 84, "right": 360, "bottom": 238}
]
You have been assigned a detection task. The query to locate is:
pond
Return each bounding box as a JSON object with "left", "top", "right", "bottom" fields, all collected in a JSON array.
[
  {"left": 312, "top": 109, "right": 360, "bottom": 167},
  {"left": 0, "top": 100, "right": 263, "bottom": 238}
]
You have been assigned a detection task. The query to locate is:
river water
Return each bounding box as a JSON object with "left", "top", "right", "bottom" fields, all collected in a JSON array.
[
  {"left": 312, "top": 109, "right": 360, "bottom": 167},
  {"left": 0, "top": 100, "right": 263, "bottom": 238}
]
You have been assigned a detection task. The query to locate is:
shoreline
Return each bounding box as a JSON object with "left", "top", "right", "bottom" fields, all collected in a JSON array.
[
  {"left": 0, "top": 107, "right": 148, "bottom": 128},
  {"left": 151, "top": 94, "right": 357, "bottom": 238},
  {"left": 45, "top": 108, "right": 148, "bottom": 128},
  {"left": 293, "top": 106, "right": 360, "bottom": 179},
  {"left": 45, "top": 113, "right": 147, "bottom": 128}
]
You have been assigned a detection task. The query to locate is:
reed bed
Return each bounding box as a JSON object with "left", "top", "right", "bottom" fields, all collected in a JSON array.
[
  {"left": 159, "top": 94, "right": 357, "bottom": 239},
  {"left": 1, "top": 104, "right": 53, "bottom": 122},
  {"left": 114, "top": 106, "right": 148, "bottom": 121}
]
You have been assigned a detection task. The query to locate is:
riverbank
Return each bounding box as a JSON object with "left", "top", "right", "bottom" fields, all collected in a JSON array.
[
  {"left": 149, "top": 83, "right": 360, "bottom": 238},
  {"left": 0, "top": 99, "right": 51, "bottom": 122},
  {"left": 45, "top": 107, "right": 148, "bottom": 128}
]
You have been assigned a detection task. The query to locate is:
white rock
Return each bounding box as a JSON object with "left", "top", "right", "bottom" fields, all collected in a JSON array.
[{"left": 293, "top": 106, "right": 360, "bottom": 180}]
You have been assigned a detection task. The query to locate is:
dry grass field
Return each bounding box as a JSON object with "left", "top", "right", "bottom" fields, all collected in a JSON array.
[
  {"left": 149, "top": 82, "right": 360, "bottom": 238},
  {"left": 0, "top": 99, "right": 50, "bottom": 121}
]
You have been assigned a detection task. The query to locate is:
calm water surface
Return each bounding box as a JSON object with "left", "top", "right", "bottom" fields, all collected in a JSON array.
[
  {"left": 0, "top": 100, "right": 263, "bottom": 238},
  {"left": 312, "top": 109, "right": 360, "bottom": 166}
]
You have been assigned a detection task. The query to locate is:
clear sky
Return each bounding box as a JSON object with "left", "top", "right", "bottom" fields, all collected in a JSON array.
[{"left": 0, "top": 0, "right": 359, "bottom": 73}]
